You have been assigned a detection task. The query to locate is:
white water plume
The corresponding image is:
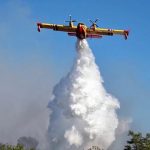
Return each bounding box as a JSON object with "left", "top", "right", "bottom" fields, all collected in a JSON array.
[{"left": 48, "top": 39, "right": 120, "bottom": 150}]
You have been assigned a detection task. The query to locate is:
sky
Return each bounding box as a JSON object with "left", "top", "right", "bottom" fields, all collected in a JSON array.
[{"left": 0, "top": 0, "right": 150, "bottom": 145}]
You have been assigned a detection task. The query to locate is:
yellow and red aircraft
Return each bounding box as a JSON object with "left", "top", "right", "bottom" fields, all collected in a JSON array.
[{"left": 37, "top": 15, "right": 129, "bottom": 40}]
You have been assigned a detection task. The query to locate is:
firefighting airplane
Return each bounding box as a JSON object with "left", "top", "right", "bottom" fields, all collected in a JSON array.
[{"left": 37, "top": 15, "right": 129, "bottom": 40}]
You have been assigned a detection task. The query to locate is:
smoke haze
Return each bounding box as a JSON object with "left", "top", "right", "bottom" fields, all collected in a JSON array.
[
  {"left": 0, "top": 2, "right": 55, "bottom": 149},
  {"left": 48, "top": 40, "right": 120, "bottom": 150},
  {"left": 0, "top": 62, "right": 54, "bottom": 150}
]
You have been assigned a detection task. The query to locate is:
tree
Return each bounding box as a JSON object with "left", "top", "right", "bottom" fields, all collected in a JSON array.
[
  {"left": 17, "top": 136, "right": 38, "bottom": 150},
  {"left": 0, "top": 144, "right": 23, "bottom": 150},
  {"left": 0, "top": 144, "right": 35, "bottom": 150},
  {"left": 124, "top": 130, "right": 150, "bottom": 150}
]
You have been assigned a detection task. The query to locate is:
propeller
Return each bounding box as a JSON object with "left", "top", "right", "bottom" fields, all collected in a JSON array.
[
  {"left": 65, "top": 15, "right": 77, "bottom": 24},
  {"left": 89, "top": 18, "right": 99, "bottom": 28}
]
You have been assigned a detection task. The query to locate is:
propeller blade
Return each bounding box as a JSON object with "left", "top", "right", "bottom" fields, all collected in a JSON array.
[
  {"left": 89, "top": 18, "right": 99, "bottom": 28},
  {"left": 89, "top": 20, "right": 94, "bottom": 24},
  {"left": 65, "top": 15, "right": 77, "bottom": 26},
  {"left": 69, "top": 14, "right": 71, "bottom": 18},
  {"left": 95, "top": 18, "right": 99, "bottom": 23}
]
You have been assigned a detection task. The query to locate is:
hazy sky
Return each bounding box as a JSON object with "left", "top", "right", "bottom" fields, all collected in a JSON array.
[{"left": 0, "top": 0, "right": 150, "bottom": 145}]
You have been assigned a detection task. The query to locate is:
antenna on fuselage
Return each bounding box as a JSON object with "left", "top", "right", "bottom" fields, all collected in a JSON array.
[{"left": 65, "top": 15, "right": 77, "bottom": 27}]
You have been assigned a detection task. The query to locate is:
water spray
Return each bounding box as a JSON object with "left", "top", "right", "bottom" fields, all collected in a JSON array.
[{"left": 48, "top": 39, "right": 120, "bottom": 150}]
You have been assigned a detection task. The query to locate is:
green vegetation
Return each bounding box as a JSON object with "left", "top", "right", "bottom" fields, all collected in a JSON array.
[
  {"left": 124, "top": 130, "right": 150, "bottom": 150},
  {"left": 0, "top": 144, "right": 34, "bottom": 150},
  {"left": 1, "top": 130, "right": 150, "bottom": 150}
]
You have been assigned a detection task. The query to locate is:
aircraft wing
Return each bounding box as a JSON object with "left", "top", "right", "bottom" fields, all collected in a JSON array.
[
  {"left": 37, "top": 23, "right": 77, "bottom": 33},
  {"left": 86, "top": 27, "right": 129, "bottom": 40}
]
